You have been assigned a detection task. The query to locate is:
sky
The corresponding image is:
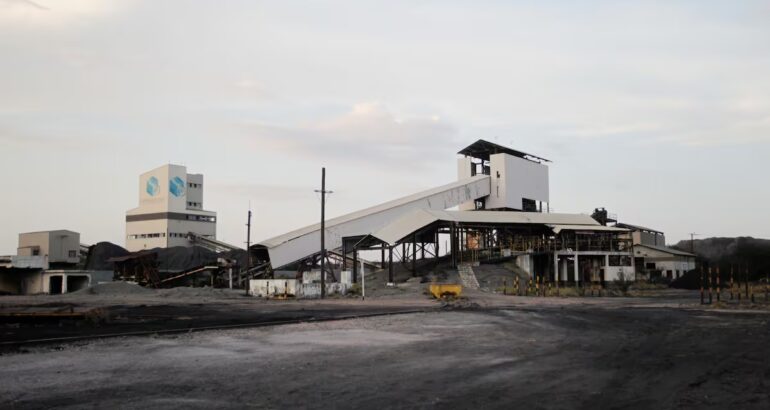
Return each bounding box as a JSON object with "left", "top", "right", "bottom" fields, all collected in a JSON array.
[{"left": 1, "top": 0, "right": 769, "bottom": 254}]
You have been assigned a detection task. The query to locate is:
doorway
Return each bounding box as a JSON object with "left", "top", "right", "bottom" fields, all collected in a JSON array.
[{"left": 49, "top": 276, "right": 63, "bottom": 294}]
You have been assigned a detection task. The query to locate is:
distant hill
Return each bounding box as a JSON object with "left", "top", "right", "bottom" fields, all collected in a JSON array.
[{"left": 672, "top": 237, "right": 770, "bottom": 280}]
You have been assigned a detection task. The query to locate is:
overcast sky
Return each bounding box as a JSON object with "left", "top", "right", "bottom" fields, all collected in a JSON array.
[{"left": 1, "top": 0, "right": 769, "bottom": 254}]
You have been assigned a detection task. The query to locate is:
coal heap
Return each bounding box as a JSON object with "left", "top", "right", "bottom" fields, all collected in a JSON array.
[
  {"left": 86, "top": 242, "right": 131, "bottom": 270},
  {"left": 151, "top": 246, "right": 218, "bottom": 271}
]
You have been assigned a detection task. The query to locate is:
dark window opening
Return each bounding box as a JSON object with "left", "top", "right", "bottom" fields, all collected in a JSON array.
[
  {"left": 522, "top": 198, "right": 537, "bottom": 212},
  {"left": 66, "top": 276, "right": 89, "bottom": 292},
  {"left": 49, "top": 276, "right": 63, "bottom": 295}
]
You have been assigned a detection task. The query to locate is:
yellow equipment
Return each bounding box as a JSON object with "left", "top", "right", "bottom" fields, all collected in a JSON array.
[{"left": 429, "top": 284, "right": 462, "bottom": 299}]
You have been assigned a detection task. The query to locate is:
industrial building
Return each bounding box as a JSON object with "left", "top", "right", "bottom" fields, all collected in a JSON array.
[
  {"left": 253, "top": 140, "right": 635, "bottom": 288},
  {"left": 16, "top": 230, "right": 81, "bottom": 266},
  {"left": 0, "top": 230, "right": 110, "bottom": 294},
  {"left": 616, "top": 223, "right": 696, "bottom": 280},
  {"left": 125, "top": 164, "right": 217, "bottom": 252}
]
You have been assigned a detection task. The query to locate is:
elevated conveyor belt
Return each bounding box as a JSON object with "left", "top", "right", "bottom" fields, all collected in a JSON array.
[
  {"left": 260, "top": 175, "right": 491, "bottom": 269},
  {"left": 188, "top": 232, "right": 243, "bottom": 253}
]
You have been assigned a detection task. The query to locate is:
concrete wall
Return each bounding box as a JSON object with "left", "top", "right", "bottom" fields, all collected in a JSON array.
[
  {"left": 486, "top": 153, "right": 549, "bottom": 210},
  {"left": 604, "top": 266, "right": 633, "bottom": 282},
  {"left": 126, "top": 219, "right": 169, "bottom": 251},
  {"left": 457, "top": 157, "right": 476, "bottom": 211},
  {"left": 41, "top": 271, "right": 92, "bottom": 294},
  {"left": 633, "top": 231, "right": 666, "bottom": 246},
  {"left": 18, "top": 230, "right": 80, "bottom": 264},
  {"left": 249, "top": 279, "right": 298, "bottom": 297},
  {"left": 186, "top": 173, "right": 203, "bottom": 209},
  {"left": 515, "top": 254, "right": 533, "bottom": 276}
]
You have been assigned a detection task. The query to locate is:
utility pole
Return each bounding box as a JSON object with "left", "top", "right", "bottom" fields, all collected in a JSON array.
[
  {"left": 689, "top": 233, "right": 699, "bottom": 254},
  {"left": 315, "top": 168, "right": 333, "bottom": 298},
  {"left": 245, "top": 206, "right": 252, "bottom": 294},
  {"left": 246, "top": 207, "right": 252, "bottom": 270}
]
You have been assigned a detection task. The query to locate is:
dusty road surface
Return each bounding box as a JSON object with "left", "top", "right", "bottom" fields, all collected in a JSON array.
[{"left": 1, "top": 300, "right": 768, "bottom": 410}]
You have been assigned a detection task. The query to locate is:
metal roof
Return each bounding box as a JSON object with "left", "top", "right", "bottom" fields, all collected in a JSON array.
[
  {"left": 635, "top": 243, "right": 695, "bottom": 257},
  {"left": 259, "top": 175, "right": 490, "bottom": 248},
  {"left": 457, "top": 139, "right": 550, "bottom": 163},
  {"left": 547, "top": 224, "right": 629, "bottom": 234},
  {"left": 371, "top": 209, "right": 609, "bottom": 245},
  {"left": 615, "top": 223, "right": 663, "bottom": 235}
]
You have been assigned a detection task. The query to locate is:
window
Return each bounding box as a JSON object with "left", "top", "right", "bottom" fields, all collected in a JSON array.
[
  {"left": 645, "top": 262, "right": 656, "bottom": 270},
  {"left": 32, "top": 249, "right": 40, "bottom": 256},
  {"left": 68, "top": 250, "right": 77, "bottom": 258},
  {"left": 609, "top": 256, "right": 632, "bottom": 267},
  {"left": 522, "top": 198, "right": 537, "bottom": 212}
]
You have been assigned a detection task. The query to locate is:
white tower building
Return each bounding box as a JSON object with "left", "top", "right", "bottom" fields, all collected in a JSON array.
[
  {"left": 457, "top": 140, "right": 550, "bottom": 212},
  {"left": 125, "top": 164, "right": 217, "bottom": 252}
]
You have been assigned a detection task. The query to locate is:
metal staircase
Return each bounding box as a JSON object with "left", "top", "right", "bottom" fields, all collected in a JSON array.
[{"left": 457, "top": 263, "right": 480, "bottom": 290}]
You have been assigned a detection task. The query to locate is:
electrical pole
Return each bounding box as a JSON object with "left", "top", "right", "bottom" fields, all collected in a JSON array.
[
  {"left": 689, "top": 233, "right": 699, "bottom": 254},
  {"left": 315, "top": 168, "right": 333, "bottom": 298},
  {"left": 245, "top": 206, "right": 252, "bottom": 294},
  {"left": 246, "top": 207, "right": 252, "bottom": 269}
]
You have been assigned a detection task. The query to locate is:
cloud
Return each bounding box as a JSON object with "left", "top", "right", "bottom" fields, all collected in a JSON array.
[
  {"left": 0, "top": 0, "right": 124, "bottom": 26},
  {"left": 236, "top": 102, "right": 459, "bottom": 167}
]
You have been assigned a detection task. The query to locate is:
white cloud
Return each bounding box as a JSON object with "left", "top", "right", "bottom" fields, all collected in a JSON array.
[
  {"left": 237, "top": 102, "right": 458, "bottom": 166},
  {"left": 0, "top": 0, "right": 125, "bottom": 26}
]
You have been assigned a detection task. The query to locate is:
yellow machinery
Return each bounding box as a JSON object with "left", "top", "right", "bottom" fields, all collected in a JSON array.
[{"left": 429, "top": 284, "right": 462, "bottom": 299}]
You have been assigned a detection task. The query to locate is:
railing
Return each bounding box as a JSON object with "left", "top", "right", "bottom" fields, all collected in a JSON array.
[{"left": 467, "top": 237, "right": 634, "bottom": 254}]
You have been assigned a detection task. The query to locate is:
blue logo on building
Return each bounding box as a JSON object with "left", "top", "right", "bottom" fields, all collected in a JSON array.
[
  {"left": 146, "top": 176, "right": 159, "bottom": 196},
  {"left": 169, "top": 176, "right": 186, "bottom": 197}
]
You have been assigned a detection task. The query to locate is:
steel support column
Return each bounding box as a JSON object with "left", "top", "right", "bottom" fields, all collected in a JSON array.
[{"left": 412, "top": 234, "right": 417, "bottom": 276}]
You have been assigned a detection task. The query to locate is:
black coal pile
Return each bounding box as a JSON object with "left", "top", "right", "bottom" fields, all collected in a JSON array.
[
  {"left": 153, "top": 246, "right": 218, "bottom": 271},
  {"left": 219, "top": 249, "right": 248, "bottom": 267},
  {"left": 670, "top": 269, "right": 700, "bottom": 290},
  {"left": 86, "top": 242, "right": 130, "bottom": 270}
]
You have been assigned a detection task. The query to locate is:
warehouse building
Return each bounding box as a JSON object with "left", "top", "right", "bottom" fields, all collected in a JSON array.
[{"left": 125, "top": 164, "right": 217, "bottom": 252}]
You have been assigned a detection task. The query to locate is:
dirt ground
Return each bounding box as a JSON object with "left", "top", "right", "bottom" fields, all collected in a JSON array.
[{"left": 0, "top": 286, "right": 769, "bottom": 409}]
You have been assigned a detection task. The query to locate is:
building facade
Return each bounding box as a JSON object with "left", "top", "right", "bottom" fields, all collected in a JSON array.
[
  {"left": 125, "top": 164, "right": 217, "bottom": 252},
  {"left": 17, "top": 230, "right": 80, "bottom": 264},
  {"left": 457, "top": 140, "right": 550, "bottom": 212},
  {"left": 616, "top": 223, "right": 696, "bottom": 280}
]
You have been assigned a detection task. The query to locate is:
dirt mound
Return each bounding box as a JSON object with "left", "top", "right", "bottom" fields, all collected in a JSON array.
[
  {"left": 74, "top": 281, "right": 153, "bottom": 295},
  {"left": 86, "top": 242, "right": 130, "bottom": 270}
]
